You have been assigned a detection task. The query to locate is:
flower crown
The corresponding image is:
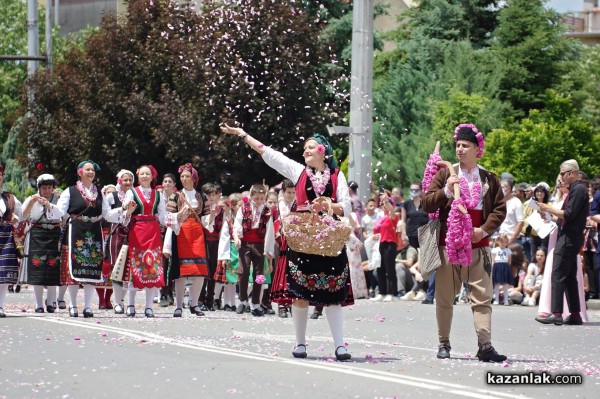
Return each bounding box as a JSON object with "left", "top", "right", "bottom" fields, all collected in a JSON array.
[{"left": 454, "top": 123, "right": 485, "bottom": 158}]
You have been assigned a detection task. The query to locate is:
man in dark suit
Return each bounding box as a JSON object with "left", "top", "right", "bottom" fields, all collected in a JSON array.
[{"left": 536, "top": 160, "right": 587, "bottom": 326}]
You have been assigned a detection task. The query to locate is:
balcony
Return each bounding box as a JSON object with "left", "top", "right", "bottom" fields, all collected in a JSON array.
[{"left": 562, "top": 7, "right": 600, "bottom": 45}]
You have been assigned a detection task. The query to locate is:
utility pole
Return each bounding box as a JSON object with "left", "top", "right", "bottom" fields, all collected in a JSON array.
[
  {"left": 45, "top": 0, "right": 53, "bottom": 72},
  {"left": 27, "top": 0, "right": 40, "bottom": 78},
  {"left": 329, "top": 0, "right": 374, "bottom": 205}
]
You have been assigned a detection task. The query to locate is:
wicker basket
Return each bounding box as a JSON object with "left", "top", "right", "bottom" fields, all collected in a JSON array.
[{"left": 282, "top": 197, "right": 352, "bottom": 257}]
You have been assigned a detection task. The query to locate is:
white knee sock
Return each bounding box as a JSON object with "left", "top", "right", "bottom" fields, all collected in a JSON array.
[
  {"left": 33, "top": 285, "right": 44, "bottom": 308},
  {"left": 47, "top": 286, "right": 57, "bottom": 306},
  {"left": 174, "top": 278, "right": 186, "bottom": 308},
  {"left": 144, "top": 288, "right": 153, "bottom": 309},
  {"left": 58, "top": 285, "right": 67, "bottom": 301},
  {"left": 83, "top": 285, "right": 94, "bottom": 309},
  {"left": 128, "top": 287, "right": 137, "bottom": 307},
  {"left": 189, "top": 277, "right": 204, "bottom": 307},
  {"left": 292, "top": 304, "right": 309, "bottom": 346},
  {"left": 493, "top": 286, "right": 499, "bottom": 302},
  {"left": 214, "top": 283, "right": 223, "bottom": 301},
  {"left": 113, "top": 284, "right": 124, "bottom": 306},
  {"left": 325, "top": 305, "right": 346, "bottom": 352},
  {"left": 224, "top": 285, "right": 236, "bottom": 307},
  {"left": 68, "top": 285, "right": 79, "bottom": 308},
  {"left": 0, "top": 284, "right": 8, "bottom": 308}
]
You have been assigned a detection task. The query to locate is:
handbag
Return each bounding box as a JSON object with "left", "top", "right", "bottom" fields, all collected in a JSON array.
[
  {"left": 109, "top": 244, "right": 129, "bottom": 282},
  {"left": 417, "top": 218, "right": 442, "bottom": 280}
]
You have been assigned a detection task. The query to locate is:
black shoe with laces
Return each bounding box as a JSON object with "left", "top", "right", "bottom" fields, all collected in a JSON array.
[
  {"left": 436, "top": 343, "right": 451, "bottom": 359},
  {"left": 261, "top": 305, "right": 276, "bottom": 315},
  {"left": 476, "top": 346, "right": 507, "bottom": 363}
]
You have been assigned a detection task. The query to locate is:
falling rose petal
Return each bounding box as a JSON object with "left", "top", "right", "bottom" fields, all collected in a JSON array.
[
  {"left": 227, "top": 388, "right": 237, "bottom": 393},
  {"left": 365, "top": 354, "right": 374, "bottom": 361},
  {"left": 101, "top": 332, "right": 108, "bottom": 337},
  {"left": 74, "top": 337, "right": 81, "bottom": 341},
  {"left": 502, "top": 361, "right": 509, "bottom": 368},
  {"left": 326, "top": 358, "right": 335, "bottom": 363}
]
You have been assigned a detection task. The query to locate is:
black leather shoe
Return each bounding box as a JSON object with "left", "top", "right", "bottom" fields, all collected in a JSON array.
[
  {"left": 223, "top": 305, "right": 232, "bottom": 311},
  {"left": 14, "top": 284, "right": 21, "bottom": 293},
  {"left": 235, "top": 304, "right": 245, "bottom": 314},
  {"left": 278, "top": 308, "right": 288, "bottom": 318},
  {"left": 292, "top": 344, "right": 307, "bottom": 358},
  {"left": 535, "top": 314, "right": 563, "bottom": 325},
  {"left": 261, "top": 305, "right": 276, "bottom": 315},
  {"left": 309, "top": 310, "right": 322, "bottom": 319},
  {"left": 83, "top": 308, "right": 94, "bottom": 318},
  {"left": 35, "top": 307, "right": 45, "bottom": 313},
  {"left": 173, "top": 308, "right": 183, "bottom": 318},
  {"left": 245, "top": 305, "right": 251, "bottom": 313},
  {"left": 251, "top": 307, "right": 264, "bottom": 317},
  {"left": 69, "top": 307, "right": 78, "bottom": 318},
  {"left": 57, "top": 300, "right": 67, "bottom": 310},
  {"left": 335, "top": 346, "right": 351, "bottom": 361},
  {"left": 206, "top": 304, "right": 216, "bottom": 312},
  {"left": 190, "top": 306, "right": 205, "bottom": 316},
  {"left": 437, "top": 344, "right": 451, "bottom": 359},
  {"left": 213, "top": 299, "right": 222, "bottom": 310},
  {"left": 46, "top": 305, "right": 56, "bottom": 314},
  {"left": 422, "top": 299, "right": 434, "bottom": 304},
  {"left": 0, "top": 307, "right": 5, "bottom": 318},
  {"left": 126, "top": 305, "right": 136, "bottom": 317},
  {"left": 564, "top": 315, "right": 583, "bottom": 325},
  {"left": 477, "top": 346, "right": 507, "bottom": 363},
  {"left": 144, "top": 308, "right": 154, "bottom": 318}
]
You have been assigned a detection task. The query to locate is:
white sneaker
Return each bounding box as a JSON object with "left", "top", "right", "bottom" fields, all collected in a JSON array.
[
  {"left": 400, "top": 291, "right": 416, "bottom": 301},
  {"left": 383, "top": 294, "right": 393, "bottom": 302},
  {"left": 370, "top": 294, "right": 384, "bottom": 302},
  {"left": 492, "top": 300, "right": 499, "bottom": 305},
  {"left": 414, "top": 291, "right": 427, "bottom": 301}
]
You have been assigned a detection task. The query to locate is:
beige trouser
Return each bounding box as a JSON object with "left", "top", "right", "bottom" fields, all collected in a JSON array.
[{"left": 435, "top": 246, "right": 492, "bottom": 347}]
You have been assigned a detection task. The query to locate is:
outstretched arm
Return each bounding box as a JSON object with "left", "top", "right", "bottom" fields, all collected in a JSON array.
[{"left": 220, "top": 124, "right": 267, "bottom": 156}]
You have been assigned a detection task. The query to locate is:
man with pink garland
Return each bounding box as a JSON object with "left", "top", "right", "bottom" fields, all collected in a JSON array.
[{"left": 422, "top": 124, "right": 507, "bottom": 363}]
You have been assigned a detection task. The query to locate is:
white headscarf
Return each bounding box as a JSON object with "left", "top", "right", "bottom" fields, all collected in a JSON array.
[{"left": 115, "top": 169, "right": 134, "bottom": 193}]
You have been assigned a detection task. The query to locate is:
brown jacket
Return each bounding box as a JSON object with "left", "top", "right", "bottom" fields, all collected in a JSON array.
[{"left": 422, "top": 166, "right": 507, "bottom": 239}]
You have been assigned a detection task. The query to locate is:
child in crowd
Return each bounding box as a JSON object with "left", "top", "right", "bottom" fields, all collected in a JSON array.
[
  {"left": 215, "top": 194, "right": 241, "bottom": 311},
  {"left": 522, "top": 248, "right": 546, "bottom": 306},
  {"left": 233, "top": 184, "right": 275, "bottom": 316},
  {"left": 492, "top": 234, "right": 513, "bottom": 305},
  {"left": 199, "top": 183, "right": 223, "bottom": 311}
]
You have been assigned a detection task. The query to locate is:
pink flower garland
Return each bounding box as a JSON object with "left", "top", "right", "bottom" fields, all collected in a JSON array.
[
  {"left": 305, "top": 166, "right": 331, "bottom": 196},
  {"left": 422, "top": 151, "right": 442, "bottom": 219},
  {"left": 76, "top": 180, "right": 98, "bottom": 203},
  {"left": 445, "top": 177, "right": 482, "bottom": 266}
]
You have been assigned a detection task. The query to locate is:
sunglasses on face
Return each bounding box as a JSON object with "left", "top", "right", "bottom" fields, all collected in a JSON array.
[{"left": 409, "top": 189, "right": 420, "bottom": 193}]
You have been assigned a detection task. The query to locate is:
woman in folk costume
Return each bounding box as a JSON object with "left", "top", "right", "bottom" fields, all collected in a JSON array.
[
  {"left": 0, "top": 164, "right": 23, "bottom": 318},
  {"left": 163, "top": 163, "right": 211, "bottom": 317},
  {"left": 55, "top": 161, "right": 123, "bottom": 318},
  {"left": 120, "top": 166, "right": 172, "bottom": 318},
  {"left": 21, "top": 174, "right": 62, "bottom": 313},
  {"left": 102, "top": 169, "right": 135, "bottom": 314},
  {"left": 221, "top": 124, "right": 353, "bottom": 361}
]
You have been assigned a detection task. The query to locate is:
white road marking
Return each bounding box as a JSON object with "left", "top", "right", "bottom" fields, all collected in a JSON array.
[{"left": 31, "top": 316, "right": 533, "bottom": 399}]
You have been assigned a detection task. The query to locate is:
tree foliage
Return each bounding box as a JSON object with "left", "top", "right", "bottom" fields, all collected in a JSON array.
[
  {"left": 23, "top": 0, "right": 347, "bottom": 189},
  {"left": 480, "top": 91, "right": 600, "bottom": 183}
]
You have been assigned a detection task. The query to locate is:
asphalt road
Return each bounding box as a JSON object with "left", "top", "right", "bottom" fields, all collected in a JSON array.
[{"left": 1, "top": 288, "right": 598, "bottom": 399}]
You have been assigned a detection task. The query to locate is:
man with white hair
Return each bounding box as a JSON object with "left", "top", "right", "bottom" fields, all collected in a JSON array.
[{"left": 536, "top": 160, "right": 587, "bottom": 326}]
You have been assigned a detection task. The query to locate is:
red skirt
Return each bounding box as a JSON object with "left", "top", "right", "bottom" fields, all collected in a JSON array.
[
  {"left": 126, "top": 215, "right": 164, "bottom": 289},
  {"left": 177, "top": 218, "right": 209, "bottom": 277}
]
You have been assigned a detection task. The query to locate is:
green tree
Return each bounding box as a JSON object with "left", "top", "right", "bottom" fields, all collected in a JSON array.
[
  {"left": 491, "top": 0, "right": 577, "bottom": 116},
  {"left": 23, "top": 0, "right": 346, "bottom": 190},
  {"left": 480, "top": 91, "right": 600, "bottom": 183}
]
